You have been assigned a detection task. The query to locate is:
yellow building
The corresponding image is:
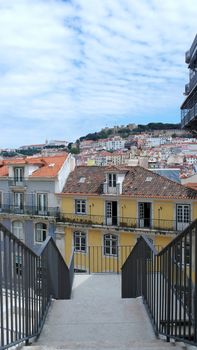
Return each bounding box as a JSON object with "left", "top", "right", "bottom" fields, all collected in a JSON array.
[{"left": 58, "top": 165, "right": 197, "bottom": 272}]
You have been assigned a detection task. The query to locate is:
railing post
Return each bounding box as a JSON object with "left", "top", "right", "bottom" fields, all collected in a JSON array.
[
  {"left": 88, "top": 246, "right": 91, "bottom": 274},
  {"left": 24, "top": 250, "right": 30, "bottom": 345},
  {"left": 166, "top": 247, "right": 171, "bottom": 342}
]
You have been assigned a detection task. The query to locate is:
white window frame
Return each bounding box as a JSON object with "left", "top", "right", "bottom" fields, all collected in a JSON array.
[
  {"left": 35, "top": 223, "right": 47, "bottom": 243},
  {"left": 108, "top": 173, "right": 116, "bottom": 187},
  {"left": 14, "top": 192, "right": 24, "bottom": 210},
  {"left": 73, "top": 231, "right": 87, "bottom": 253},
  {"left": 75, "top": 199, "right": 86, "bottom": 215},
  {"left": 0, "top": 191, "right": 2, "bottom": 210},
  {"left": 37, "top": 193, "right": 48, "bottom": 214},
  {"left": 12, "top": 220, "right": 24, "bottom": 241},
  {"left": 103, "top": 234, "right": 118, "bottom": 257},
  {"left": 14, "top": 167, "right": 24, "bottom": 182},
  {"left": 176, "top": 204, "right": 191, "bottom": 231}
]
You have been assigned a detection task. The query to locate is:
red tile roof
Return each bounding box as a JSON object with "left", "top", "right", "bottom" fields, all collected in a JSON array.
[
  {"left": 0, "top": 154, "right": 68, "bottom": 178},
  {"left": 62, "top": 165, "right": 197, "bottom": 199}
]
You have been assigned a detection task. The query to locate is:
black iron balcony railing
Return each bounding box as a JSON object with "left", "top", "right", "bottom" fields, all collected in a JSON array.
[
  {"left": 0, "top": 223, "right": 74, "bottom": 350},
  {"left": 58, "top": 213, "right": 190, "bottom": 232},
  {"left": 122, "top": 219, "right": 197, "bottom": 346},
  {"left": 0, "top": 205, "right": 59, "bottom": 217},
  {"left": 8, "top": 178, "right": 27, "bottom": 187}
]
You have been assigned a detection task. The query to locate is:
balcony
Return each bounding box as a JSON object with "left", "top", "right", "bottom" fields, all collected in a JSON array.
[
  {"left": 184, "top": 83, "right": 190, "bottom": 95},
  {"left": 184, "top": 72, "right": 197, "bottom": 96},
  {"left": 57, "top": 213, "right": 188, "bottom": 233},
  {"left": 0, "top": 205, "right": 59, "bottom": 217},
  {"left": 185, "top": 34, "right": 197, "bottom": 66},
  {"left": 8, "top": 177, "right": 27, "bottom": 187},
  {"left": 103, "top": 182, "right": 121, "bottom": 195},
  {"left": 185, "top": 50, "right": 191, "bottom": 63},
  {"left": 181, "top": 102, "right": 197, "bottom": 128}
]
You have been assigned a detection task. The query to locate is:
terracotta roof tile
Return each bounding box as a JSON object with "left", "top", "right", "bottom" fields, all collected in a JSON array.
[
  {"left": 62, "top": 165, "right": 197, "bottom": 199},
  {"left": 0, "top": 154, "right": 68, "bottom": 178}
]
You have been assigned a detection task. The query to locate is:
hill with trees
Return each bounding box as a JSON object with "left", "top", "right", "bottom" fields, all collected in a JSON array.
[{"left": 79, "top": 123, "right": 181, "bottom": 141}]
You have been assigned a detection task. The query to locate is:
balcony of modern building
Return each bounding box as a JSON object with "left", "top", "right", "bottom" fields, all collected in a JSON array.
[
  {"left": 181, "top": 84, "right": 197, "bottom": 130},
  {"left": 185, "top": 34, "right": 197, "bottom": 67},
  {"left": 184, "top": 71, "right": 197, "bottom": 96}
]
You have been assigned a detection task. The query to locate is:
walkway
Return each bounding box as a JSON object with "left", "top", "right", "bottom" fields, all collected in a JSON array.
[{"left": 33, "top": 274, "right": 182, "bottom": 350}]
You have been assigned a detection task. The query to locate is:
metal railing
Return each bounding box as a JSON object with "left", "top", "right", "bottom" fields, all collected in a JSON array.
[
  {"left": 0, "top": 223, "right": 74, "bottom": 350},
  {"left": 122, "top": 219, "right": 197, "bottom": 345},
  {"left": 58, "top": 213, "right": 189, "bottom": 233},
  {"left": 8, "top": 178, "right": 27, "bottom": 187},
  {"left": 0, "top": 205, "right": 59, "bottom": 217},
  {"left": 74, "top": 245, "right": 134, "bottom": 273},
  {"left": 181, "top": 103, "right": 197, "bottom": 128},
  {"left": 103, "top": 183, "right": 121, "bottom": 195}
]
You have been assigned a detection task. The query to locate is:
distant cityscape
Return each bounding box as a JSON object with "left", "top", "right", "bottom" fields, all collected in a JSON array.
[{"left": 1, "top": 123, "right": 197, "bottom": 189}]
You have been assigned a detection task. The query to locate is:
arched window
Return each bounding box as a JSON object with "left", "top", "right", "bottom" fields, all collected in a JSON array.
[
  {"left": 104, "top": 234, "right": 118, "bottom": 256},
  {"left": 74, "top": 231, "right": 86, "bottom": 252},
  {"left": 35, "top": 223, "right": 47, "bottom": 243},
  {"left": 12, "top": 221, "right": 24, "bottom": 241}
]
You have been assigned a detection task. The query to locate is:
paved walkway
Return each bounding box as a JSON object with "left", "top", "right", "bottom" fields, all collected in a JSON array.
[{"left": 35, "top": 274, "right": 182, "bottom": 350}]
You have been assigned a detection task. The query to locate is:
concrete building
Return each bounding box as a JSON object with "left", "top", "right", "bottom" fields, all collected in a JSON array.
[{"left": 181, "top": 34, "right": 197, "bottom": 131}]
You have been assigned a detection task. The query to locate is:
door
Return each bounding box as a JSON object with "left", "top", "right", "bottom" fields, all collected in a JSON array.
[
  {"left": 14, "top": 167, "right": 24, "bottom": 184},
  {"left": 37, "top": 193, "right": 48, "bottom": 214},
  {"left": 176, "top": 204, "right": 190, "bottom": 231},
  {"left": 14, "top": 192, "right": 24, "bottom": 213},
  {"left": 139, "top": 202, "right": 151, "bottom": 228},
  {"left": 106, "top": 201, "right": 117, "bottom": 225}
]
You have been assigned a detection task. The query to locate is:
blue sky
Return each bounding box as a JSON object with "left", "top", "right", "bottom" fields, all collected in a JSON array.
[{"left": 0, "top": 0, "right": 196, "bottom": 148}]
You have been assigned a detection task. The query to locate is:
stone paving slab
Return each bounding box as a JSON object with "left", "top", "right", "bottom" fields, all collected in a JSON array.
[{"left": 35, "top": 274, "right": 183, "bottom": 350}]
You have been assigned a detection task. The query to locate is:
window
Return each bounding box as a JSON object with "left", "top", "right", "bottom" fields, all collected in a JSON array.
[
  {"left": 12, "top": 221, "right": 24, "bottom": 241},
  {"left": 175, "top": 239, "right": 191, "bottom": 265},
  {"left": 35, "top": 223, "right": 47, "bottom": 243},
  {"left": 37, "top": 193, "right": 48, "bottom": 213},
  {"left": 75, "top": 199, "right": 86, "bottom": 214},
  {"left": 0, "top": 192, "right": 2, "bottom": 210},
  {"left": 15, "top": 255, "right": 22, "bottom": 275},
  {"left": 74, "top": 232, "right": 86, "bottom": 252},
  {"left": 14, "top": 192, "right": 24, "bottom": 211},
  {"left": 104, "top": 234, "right": 118, "bottom": 256},
  {"left": 108, "top": 173, "right": 116, "bottom": 187},
  {"left": 14, "top": 167, "right": 24, "bottom": 182}
]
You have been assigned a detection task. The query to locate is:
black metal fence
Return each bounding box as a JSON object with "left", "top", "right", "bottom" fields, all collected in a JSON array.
[
  {"left": 0, "top": 223, "right": 74, "bottom": 350},
  {"left": 58, "top": 213, "right": 188, "bottom": 233},
  {"left": 122, "top": 219, "right": 197, "bottom": 346},
  {"left": 74, "top": 245, "right": 134, "bottom": 273},
  {"left": 0, "top": 205, "right": 59, "bottom": 217}
]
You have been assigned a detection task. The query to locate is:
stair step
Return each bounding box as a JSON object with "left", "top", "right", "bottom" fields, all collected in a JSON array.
[{"left": 25, "top": 341, "right": 184, "bottom": 350}]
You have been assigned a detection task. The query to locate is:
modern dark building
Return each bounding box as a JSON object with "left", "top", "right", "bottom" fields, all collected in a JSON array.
[{"left": 181, "top": 34, "right": 197, "bottom": 132}]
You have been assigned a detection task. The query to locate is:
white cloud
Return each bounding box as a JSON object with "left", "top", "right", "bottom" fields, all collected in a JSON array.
[{"left": 0, "top": 0, "right": 196, "bottom": 147}]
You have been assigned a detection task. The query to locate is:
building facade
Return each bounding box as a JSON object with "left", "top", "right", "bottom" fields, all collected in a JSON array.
[
  {"left": 58, "top": 165, "right": 197, "bottom": 272},
  {"left": 181, "top": 34, "right": 197, "bottom": 131},
  {"left": 0, "top": 153, "right": 75, "bottom": 253}
]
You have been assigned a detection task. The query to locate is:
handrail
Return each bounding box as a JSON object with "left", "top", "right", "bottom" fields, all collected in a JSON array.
[
  {"left": 121, "top": 219, "right": 197, "bottom": 345},
  {"left": 0, "top": 223, "right": 73, "bottom": 350},
  {"left": 157, "top": 218, "right": 197, "bottom": 255}
]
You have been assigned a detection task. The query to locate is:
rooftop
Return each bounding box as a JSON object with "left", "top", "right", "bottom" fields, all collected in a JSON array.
[
  {"left": 0, "top": 153, "right": 68, "bottom": 178},
  {"left": 62, "top": 165, "right": 197, "bottom": 199}
]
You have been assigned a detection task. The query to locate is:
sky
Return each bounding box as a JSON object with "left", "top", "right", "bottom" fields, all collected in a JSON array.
[{"left": 0, "top": 0, "right": 196, "bottom": 148}]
